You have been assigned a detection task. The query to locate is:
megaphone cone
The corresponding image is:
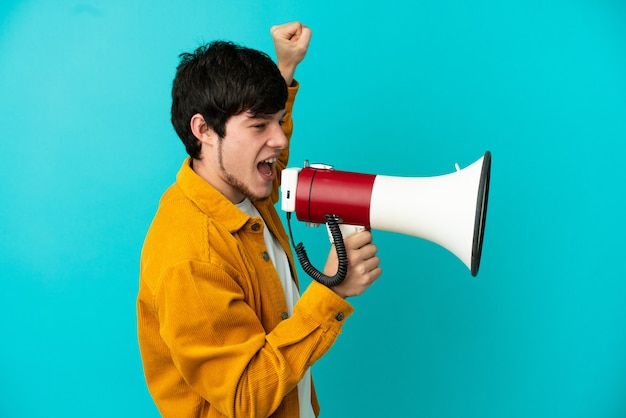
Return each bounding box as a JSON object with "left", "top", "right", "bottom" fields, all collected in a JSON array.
[{"left": 281, "top": 151, "right": 491, "bottom": 278}]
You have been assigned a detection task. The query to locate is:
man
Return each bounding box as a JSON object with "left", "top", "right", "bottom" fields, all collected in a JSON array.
[{"left": 137, "top": 22, "right": 382, "bottom": 418}]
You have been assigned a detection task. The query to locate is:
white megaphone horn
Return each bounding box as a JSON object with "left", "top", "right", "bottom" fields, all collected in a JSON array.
[{"left": 281, "top": 151, "right": 491, "bottom": 285}]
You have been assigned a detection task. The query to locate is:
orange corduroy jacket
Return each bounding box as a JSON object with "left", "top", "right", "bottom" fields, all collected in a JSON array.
[{"left": 137, "top": 82, "right": 354, "bottom": 418}]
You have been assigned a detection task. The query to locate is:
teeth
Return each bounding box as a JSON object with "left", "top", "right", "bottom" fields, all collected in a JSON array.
[{"left": 263, "top": 157, "right": 277, "bottom": 164}]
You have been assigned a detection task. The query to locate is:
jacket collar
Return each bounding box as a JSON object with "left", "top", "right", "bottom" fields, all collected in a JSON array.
[{"left": 176, "top": 158, "right": 271, "bottom": 233}]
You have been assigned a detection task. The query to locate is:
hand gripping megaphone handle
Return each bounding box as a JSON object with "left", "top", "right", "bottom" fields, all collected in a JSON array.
[{"left": 294, "top": 214, "right": 349, "bottom": 287}]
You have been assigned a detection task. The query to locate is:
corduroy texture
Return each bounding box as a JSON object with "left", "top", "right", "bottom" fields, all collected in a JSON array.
[{"left": 137, "top": 82, "right": 354, "bottom": 418}]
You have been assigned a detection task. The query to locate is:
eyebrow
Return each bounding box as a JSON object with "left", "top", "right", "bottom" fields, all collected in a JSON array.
[{"left": 247, "top": 109, "right": 286, "bottom": 120}]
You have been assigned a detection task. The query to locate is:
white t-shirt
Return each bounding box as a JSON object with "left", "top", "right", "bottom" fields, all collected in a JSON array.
[{"left": 237, "top": 199, "right": 314, "bottom": 418}]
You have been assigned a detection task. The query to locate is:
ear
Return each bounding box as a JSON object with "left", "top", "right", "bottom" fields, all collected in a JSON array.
[{"left": 190, "top": 113, "right": 218, "bottom": 146}]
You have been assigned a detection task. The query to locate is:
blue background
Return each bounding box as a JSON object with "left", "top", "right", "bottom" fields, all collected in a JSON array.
[{"left": 1, "top": 1, "right": 625, "bottom": 417}]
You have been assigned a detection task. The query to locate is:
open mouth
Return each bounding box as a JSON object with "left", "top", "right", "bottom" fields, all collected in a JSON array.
[{"left": 257, "top": 157, "right": 277, "bottom": 178}]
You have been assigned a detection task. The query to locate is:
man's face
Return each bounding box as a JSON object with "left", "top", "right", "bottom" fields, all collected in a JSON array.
[{"left": 209, "top": 110, "right": 287, "bottom": 203}]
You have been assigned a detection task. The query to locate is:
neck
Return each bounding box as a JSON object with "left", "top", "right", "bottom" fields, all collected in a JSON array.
[{"left": 190, "top": 157, "right": 244, "bottom": 204}]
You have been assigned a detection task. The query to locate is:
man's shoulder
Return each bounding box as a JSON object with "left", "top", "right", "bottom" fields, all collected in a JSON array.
[
  {"left": 142, "top": 185, "right": 208, "bottom": 265},
  {"left": 142, "top": 185, "right": 247, "bottom": 268}
]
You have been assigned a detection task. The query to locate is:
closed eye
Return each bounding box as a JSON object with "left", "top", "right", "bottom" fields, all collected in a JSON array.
[
  {"left": 251, "top": 120, "right": 283, "bottom": 130},
  {"left": 247, "top": 111, "right": 285, "bottom": 130}
]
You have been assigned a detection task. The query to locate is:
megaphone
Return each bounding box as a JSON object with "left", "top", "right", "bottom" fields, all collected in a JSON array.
[{"left": 281, "top": 151, "right": 491, "bottom": 285}]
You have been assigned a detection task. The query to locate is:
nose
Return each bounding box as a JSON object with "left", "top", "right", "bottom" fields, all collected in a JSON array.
[{"left": 268, "top": 122, "right": 288, "bottom": 150}]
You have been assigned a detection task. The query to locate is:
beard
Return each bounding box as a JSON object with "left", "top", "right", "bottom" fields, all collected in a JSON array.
[{"left": 217, "top": 138, "right": 267, "bottom": 202}]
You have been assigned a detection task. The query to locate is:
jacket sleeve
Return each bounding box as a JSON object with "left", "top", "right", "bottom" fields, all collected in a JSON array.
[{"left": 155, "top": 259, "right": 353, "bottom": 418}]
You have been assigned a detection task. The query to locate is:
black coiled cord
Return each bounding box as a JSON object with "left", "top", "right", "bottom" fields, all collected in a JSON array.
[{"left": 287, "top": 213, "right": 349, "bottom": 287}]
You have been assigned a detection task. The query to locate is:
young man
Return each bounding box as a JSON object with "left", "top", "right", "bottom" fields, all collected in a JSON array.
[{"left": 137, "top": 22, "right": 382, "bottom": 418}]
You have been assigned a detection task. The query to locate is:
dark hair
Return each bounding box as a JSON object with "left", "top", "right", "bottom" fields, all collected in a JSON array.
[{"left": 170, "top": 41, "right": 288, "bottom": 159}]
